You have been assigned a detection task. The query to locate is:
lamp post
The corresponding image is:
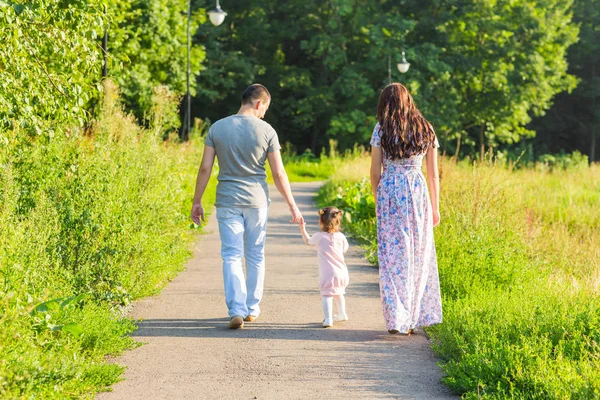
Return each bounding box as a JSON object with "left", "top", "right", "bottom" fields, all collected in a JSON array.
[
  {"left": 181, "top": 0, "right": 227, "bottom": 140},
  {"left": 102, "top": 5, "right": 108, "bottom": 78},
  {"left": 388, "top": 50, "right": 411, "bottom": 83}
]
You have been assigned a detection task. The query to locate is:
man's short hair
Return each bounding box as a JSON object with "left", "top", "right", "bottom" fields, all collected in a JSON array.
[{"left": 241, "top": 84, "right": 271, "bottom": 105}]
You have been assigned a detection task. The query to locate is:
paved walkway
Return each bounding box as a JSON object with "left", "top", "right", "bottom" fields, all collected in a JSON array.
[{"left": 98, "top": 182, "right": 457, "bottom": 400}]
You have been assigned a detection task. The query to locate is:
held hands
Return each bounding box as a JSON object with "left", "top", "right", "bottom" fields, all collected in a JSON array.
[
  {"left": 190, "top": 203, "right": 205, "bottom": 225},
  {"left": 290, "top": 206, "right": 304, "bottom": 225}
]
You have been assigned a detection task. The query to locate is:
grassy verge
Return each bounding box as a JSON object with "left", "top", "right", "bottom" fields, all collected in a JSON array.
[
  {"left": 269, "top": 141, "right": 365, "bottom": 184},
  {"left": 0, "top": 82, "right": 216, "bottom": 398},
  {"left": 317, "top": 155, "right": 600, "bottom": 398}
]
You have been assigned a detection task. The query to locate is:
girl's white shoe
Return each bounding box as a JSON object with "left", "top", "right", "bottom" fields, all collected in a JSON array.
[
  {"left": 333, "top": 313, "right": 349, "bottom": 322},
  {"left": 323, "top": 318, "right": 334, "bottom": 328}
]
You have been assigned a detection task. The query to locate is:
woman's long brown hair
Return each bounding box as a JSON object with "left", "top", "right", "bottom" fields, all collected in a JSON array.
[{"left": 376, "top": 83, "right": 436, "bottom": 160}]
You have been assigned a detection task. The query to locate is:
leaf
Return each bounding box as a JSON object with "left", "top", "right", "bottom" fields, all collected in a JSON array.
[
  {"left": 10, "top": 4, "right": 24, "bottom": 16},
  {"left": 49, "top": 323, "right": 84, "bottom": 336},
  {"left": 60, "top": 323, "right": 84, "bottom": 336},
  {"left": 30, "top": 293, "right": 86, "bottom": 315},
  {"left": 31, "top": 298, "right": 63, "bottom": 314},
  {"left": 60, "top": 293, "right": 87, "bottom": 308}
]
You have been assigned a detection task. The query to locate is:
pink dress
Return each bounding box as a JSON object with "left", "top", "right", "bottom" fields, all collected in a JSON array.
[
  {"left": 371, "top": 124, "right": 443, "bottom": 332},
  {"left": 308, "top": 232, "right": 350, "bottom": 296}
]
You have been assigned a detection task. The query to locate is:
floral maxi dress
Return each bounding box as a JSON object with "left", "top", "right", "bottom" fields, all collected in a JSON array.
[{"left": 371, "top": 124, "right": 443, "bottom": 333}]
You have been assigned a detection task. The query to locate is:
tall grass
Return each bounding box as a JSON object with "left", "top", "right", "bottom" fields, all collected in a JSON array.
[
  {"left": 267, "top": 140, "right": 366, "bottom": 183},
  {"left": 0, "top": 81, "right": 214, "bottom": 398},
  {"left": 318, "top": 155, "right": 600, "bottom": 398}
]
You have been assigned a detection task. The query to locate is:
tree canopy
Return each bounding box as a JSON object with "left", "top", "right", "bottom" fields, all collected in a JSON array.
[
  {"left": 1, "top": 0, "right": 596, "bottom": 160},
  {"left": 194, "top": 0, "right": 580, "bottom": 159},
  {"left": 530, "top": 0, "right": 599, "bottom": 162},
  {"left": 0, "top": 0, "right": 104, "bottom": 135},
  {"left": 0, "top": 0, "right": 204, "bottom": 137}
]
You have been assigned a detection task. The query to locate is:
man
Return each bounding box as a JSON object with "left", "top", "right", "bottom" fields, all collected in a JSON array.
[{"left": 190, "top": 84, "right": 303, "bottom": 329}]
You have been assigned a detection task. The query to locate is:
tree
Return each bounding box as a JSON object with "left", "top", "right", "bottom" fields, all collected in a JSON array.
[
  {"left": 194, "top": 0, "right": 456, "bottom": 153},
  {"left": 431, "top": 0, "right": 579, "bottom": 160},
  {"left": 0, "top": 0, "right": 104, "bottom": 136},
  {"left": 193, "top": 0, "right": 578, "bottom": 157},
  {"left": 106, "top": 0, "right": 207, "bottom": 132},
  {"left": 0, "top": 0, "right": 207, "bottom": 138},
  {"left": 530, "top": 0, "right": 599, "bottom": 162}
]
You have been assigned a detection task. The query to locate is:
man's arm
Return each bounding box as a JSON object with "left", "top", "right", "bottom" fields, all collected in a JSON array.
[
  {"left": 190, "top": 145, "right": 216, "bottom": 225},
  {"left": 267, "top": 150, "right": 303, "bottom": 223}
]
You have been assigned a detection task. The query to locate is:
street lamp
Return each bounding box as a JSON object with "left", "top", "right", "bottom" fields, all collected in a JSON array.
[
  {"left": 181, "top": 0, "right": 227, "bottom": 140},
  {"left": 388, "top": 51, "right": 411, "bottom": 83},
  {"left": 208, "top": 0, "right": 227, "bottom": 27},
  {"left": 397, "top": 51, "right": 410, "bottom": 74}
]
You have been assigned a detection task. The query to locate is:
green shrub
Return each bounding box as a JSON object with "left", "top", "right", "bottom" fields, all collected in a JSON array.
[
  {"left": 276, "top": 140, "right": 367, "bottom": 183},
  {"left": 536, "top": 151, "right": 589, "bottom": 172},
  {"left": 0, "top": 81, "right": 214, "bottom": 397}
]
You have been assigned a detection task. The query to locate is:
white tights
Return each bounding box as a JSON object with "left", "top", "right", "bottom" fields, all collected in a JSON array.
[{"left": 322, "top": 295, "right": 346, "bottom": 321}]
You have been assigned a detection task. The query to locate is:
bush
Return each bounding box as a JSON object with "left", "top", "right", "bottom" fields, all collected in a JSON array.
[
  {"left": 536, "top": 151, "right": 589, "bottom": 172},
  {"left": 275, "top": 140, "right": 368, "bottom": 183},
  {"left": 0, "top": 81, "right": 214, "bottom": 397}
]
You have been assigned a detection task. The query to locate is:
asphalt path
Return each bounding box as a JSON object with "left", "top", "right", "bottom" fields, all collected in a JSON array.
[{"left": 98, "top": 182, "right": 457, "bottom": 400}]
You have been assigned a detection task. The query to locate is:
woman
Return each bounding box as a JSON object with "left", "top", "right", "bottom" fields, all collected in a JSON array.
[{"left": 370, "top": 83, "right": 442, "bottom": 335}]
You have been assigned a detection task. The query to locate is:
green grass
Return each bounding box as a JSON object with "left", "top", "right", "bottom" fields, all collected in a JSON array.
[
  {"left": 318, "top": 155, "right": 600, "bottom": 399},
  {"left": 270, "top": 141, "right": 366, "bottom": 183},
  {"left": 0, "top": 81, "right": 216, "bottom": 398}
]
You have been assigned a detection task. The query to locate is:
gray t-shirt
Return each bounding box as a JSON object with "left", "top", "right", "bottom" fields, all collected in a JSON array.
[{"left": 205, "top": 115, "right": 281, "bottom": 208}]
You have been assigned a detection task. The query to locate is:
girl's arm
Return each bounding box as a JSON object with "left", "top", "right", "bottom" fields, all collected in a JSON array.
[
  {"left": 370, "top": 146, "right": 382, "bottom": 201},
  {"left": 299, "top": 219, "right": 312, "bottom": 246},
  {"left": 425, "top": 145, "right": 441, "bottom": 227}
]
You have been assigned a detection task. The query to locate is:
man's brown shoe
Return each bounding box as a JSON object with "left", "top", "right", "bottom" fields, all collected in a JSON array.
[
  {"left": 228, "top": 316, "right": 244, "bottom": 329},
  {"left": 244, "top": 315, "right": 257, "bottom": 322}
]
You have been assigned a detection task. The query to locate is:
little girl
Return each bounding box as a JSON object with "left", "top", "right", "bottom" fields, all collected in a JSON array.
[{"left": 299, "top": 206, "right": 350, "bottom": 328}]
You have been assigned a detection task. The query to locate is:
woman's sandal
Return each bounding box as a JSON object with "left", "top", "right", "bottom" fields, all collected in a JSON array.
[{"left": 388, "top": 329, "right": 414, "bottom": 335}]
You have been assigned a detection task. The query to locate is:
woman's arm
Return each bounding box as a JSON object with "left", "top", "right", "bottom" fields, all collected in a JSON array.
[
  {"left": 370, "top": 146, "right": 383, "bottom": 200},
  {"left": 425, "top": 146, "right": 441, "bottom": 227}
]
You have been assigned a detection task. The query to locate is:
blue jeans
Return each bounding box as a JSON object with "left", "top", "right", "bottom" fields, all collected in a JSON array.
[{"left": 216, "top": 207, "right": 268, "bottom": 318}]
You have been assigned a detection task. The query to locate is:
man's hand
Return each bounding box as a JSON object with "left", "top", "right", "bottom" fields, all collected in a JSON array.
[
  {"left": 290, "top": 206, "right": 303, "bottom": 224},
  {"left": 191, "top": 203, "right": 205, "bottom": 225}
]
